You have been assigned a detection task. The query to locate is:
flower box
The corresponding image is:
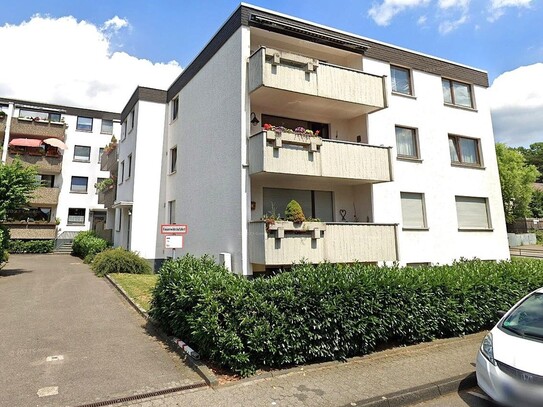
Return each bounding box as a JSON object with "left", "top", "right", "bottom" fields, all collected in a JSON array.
[{"left": 266, "top": 220, "right": 326, "bottom": 239}]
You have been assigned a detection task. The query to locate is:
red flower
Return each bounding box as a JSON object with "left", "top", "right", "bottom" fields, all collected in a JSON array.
[
  {"left": 263, "top": 123, "right": 273, "bottom": 130},
  {"left": 315, "top": 130, "right": 320, "bottom": 136}
]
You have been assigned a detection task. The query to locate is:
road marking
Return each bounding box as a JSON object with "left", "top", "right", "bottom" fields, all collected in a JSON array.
[
  {"left": 37, "top": 387, "right": 58, "bottom": 397},
  {"left": 46, "top": 355, "right": 64, "bottom": 362}
]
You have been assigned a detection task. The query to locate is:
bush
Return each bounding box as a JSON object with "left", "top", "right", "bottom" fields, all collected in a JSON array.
[
  {"left": 72, "top": 231, "right": 109, "bottom": 259},
  {"left": 92, "top": 247, "right": 152, "bottom": 277},
  {"left": 8, "top": 239, "right": 54, "bottom": 254},
  {"left": 284, "top": 200, "right": 305, "bottom": 223},
  {"left": 0, "top": 225, "right": 9, "bottom": 263},
  {"left": 150, "top": 256, "right": 543, "bottom": 377}
]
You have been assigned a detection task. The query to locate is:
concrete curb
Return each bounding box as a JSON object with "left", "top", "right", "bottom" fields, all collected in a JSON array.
[
  {"left": 342, "top": 372, "right": 477, "bottom": 407},
  {"left": 104, "top": 275, "right": 219, "bottom": 388}
]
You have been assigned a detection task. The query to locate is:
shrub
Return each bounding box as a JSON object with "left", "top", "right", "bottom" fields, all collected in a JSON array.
[
  {"left": 8, "top": 239, "right": 54, "bottom": 254},
  {"left": 0, "top": 225, "right": 9, "bottom": 263},
  {"left": 284, "top": 200, "right": 305, "bottom": 223},
  {"left": 150, "top": 256, "right": 543, "bottom": 377},
  {"left": 91, "top": 247, "right": 152, "bottom": 277},
  {"left": 72, "top": 231, "right": 109, "bottom": 259}
]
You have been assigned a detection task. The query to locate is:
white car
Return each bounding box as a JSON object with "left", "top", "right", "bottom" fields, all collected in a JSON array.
[{"left": 476, "top": 287, "right": 543, "bottom": 406}]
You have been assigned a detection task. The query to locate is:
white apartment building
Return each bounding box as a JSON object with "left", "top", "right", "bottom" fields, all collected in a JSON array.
[
  {"left": 109, "top": 4, "right": 510, "bottom": 274},
  {"left": 0, "top": 98, "right": 120, "bottom": 242}
]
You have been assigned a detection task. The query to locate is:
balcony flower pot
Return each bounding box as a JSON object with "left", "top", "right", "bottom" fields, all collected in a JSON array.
[{"left": 266, "top": 220, "right": 326, "bottom": 239}]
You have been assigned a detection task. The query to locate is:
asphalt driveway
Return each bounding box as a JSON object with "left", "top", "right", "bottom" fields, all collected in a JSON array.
[{"left": 0, "top": 254, "right": 204, "bottom": 407}]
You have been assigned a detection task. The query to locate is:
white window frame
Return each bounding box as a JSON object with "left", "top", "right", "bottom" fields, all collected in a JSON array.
[
  {"left": 73, "top": 145, "right": 91, "bottom": 162},
  {"left": 70, "top": 176, "right": 88, "bottom": 193},
  {"left": 76, "top": 116, "right": 93, "bottom": 132}
]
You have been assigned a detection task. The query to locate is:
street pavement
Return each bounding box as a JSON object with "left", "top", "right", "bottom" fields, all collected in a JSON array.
[
  {"left": 409, "top": 387, "right": 497, "bottom": 406},
  {"left": 0, "top": 254, "right": 204, "bottom": 407}
]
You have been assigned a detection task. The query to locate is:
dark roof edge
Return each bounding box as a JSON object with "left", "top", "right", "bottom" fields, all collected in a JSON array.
[
  {"left": 120, "top": 87, "right": 167, "bottom": 122},
  {"left": 0, "top": 97, "right": 121, "bottom": 120}
]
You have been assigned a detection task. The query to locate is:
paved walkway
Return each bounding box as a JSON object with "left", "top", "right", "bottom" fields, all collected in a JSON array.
[
  {"left": 0, "top": 254, "right": 204, "bottom": 407},
  {"left": 114, "top": 332, "right": 485, "bottom": 407}
]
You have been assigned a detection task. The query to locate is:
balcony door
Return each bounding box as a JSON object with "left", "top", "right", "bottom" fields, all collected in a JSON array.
[{"left": 263, "top": 188, "right": 333, "bottom": 222}]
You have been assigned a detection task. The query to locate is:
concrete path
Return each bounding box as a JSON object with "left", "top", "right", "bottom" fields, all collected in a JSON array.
[{"left": 0, "top": 254, "right": 204, "bottom": 407}]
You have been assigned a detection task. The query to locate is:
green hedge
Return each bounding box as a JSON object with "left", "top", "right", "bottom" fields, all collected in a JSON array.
[
  {"left": 0, "top": 225, "right": 9, "bottom": 263},
  {"left": 8, "top": 239, "right": 54, "bottom": 254},
  {"left": 72, "top": 231, "right": 109, "bottom": 261},
  {"left": 150, "top": 256, "right": 543, "bottom": 377},
  {"left": 92, "top": 247, "right": 152, "bottom": 276}
]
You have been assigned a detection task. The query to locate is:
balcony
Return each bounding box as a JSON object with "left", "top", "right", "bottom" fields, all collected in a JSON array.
[
  {"left": 4, "top": 222, "right": 57, "bottom": 240},
  {"left": 10, "top": 117, "right": 66, "bottom": 140},
  {"left": 100, "top": 146, "right": 117, "bottom": 173},
  {"left": 249, "top": 47, "right": 387, "bottom": 119},
  {"left": 0, "top": 115, "right": 6, "bottom": 133},
  {"left": 249, "top": 221, "right": 398, "bottom": 266},
  {"left": 30, "top": 187, "right": 60, "bottom": 206},
  {"left": 6, "top": 151, "right": 62, "bottom": 174},
  {"left": 98, "top": 187, "right": 116, "bottom": 208},
  {"left": 249, "top": 131, "right": 392, "bottom": 183}
]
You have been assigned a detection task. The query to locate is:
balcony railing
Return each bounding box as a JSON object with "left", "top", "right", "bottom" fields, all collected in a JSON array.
[
  {"left": 98, "top": 187, "right": 116, "bottom": 208},
  {"left": 249, "top": 131, "right": 392, "bottom": 183},
  {"left": 4, "top": 222, "right": 57, "bottom": 240},
  {"left": 100, "top": 147, "right": 117, "bottom": 173},
  {"left": 6, "top": 152, "right": 62, "bottom": 174},
  {"left": 30, "top": 187, "right": 60, "bottom": 206},
  {"left": 249, "top": 47, "right": 387, "bottom": 114},
  {"left": 10, "top": 117, "right": 66, "bottom": 140},
  {"left": 249, "top": 221, "right": 398, "bottom": 266}
]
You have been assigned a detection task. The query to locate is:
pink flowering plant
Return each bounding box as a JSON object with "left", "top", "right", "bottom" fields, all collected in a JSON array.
[{"left": 262, "top": 123, "right": 321, "bottom": 137}]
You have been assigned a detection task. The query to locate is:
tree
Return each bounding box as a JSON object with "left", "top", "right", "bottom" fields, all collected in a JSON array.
[
  {"left": 517, "top": 142, "right": 543, "bottom": 182},
  {"left": 529, "top": 189, "right": 543, "bottom": 218},
  {"left": 0, "top": 160, "right": 40, "bottom": 222},
  {"left": 496, "top": 143, "right": 540, "bottom": 223}
]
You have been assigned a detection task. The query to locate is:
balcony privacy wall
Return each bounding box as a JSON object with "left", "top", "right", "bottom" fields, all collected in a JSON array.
[
  {"left": 10, "top": 118, "right": 66, "bottom": 140},
  {"left": 6, "top": 154, "right": 62, "bottom": 174},
  {"left": 29, "top": 187, "right": 60, "bottom": 206},
  {"left": 6, "top": 223, "right": 57, "bottom": 239}
]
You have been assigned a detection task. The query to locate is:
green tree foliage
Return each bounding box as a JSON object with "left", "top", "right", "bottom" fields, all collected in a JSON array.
[
  {"left": 529, "top": 189, "right": 543, "bottom": 218},
  {"left": 517, "top": 143, "right": 543, "bottom": 182},
  {"left": 496, "top": 143, "right": 539, "bottom": 223},
  {"left": 0, "top": 160, "right": 39, "bottom": 221}
]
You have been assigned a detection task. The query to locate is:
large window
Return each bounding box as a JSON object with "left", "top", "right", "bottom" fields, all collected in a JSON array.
[
  {"left": 171, "top": 97, "right": 179, "bottom": 121},
  {"left": 395, "top": 126, "right": 419, "bottom": 159},
  {"left": 400, "top": 192, "right": 427, "bottom": 229},
  {"left": 442, "top": 78, "right": 473, "bottom": 108},
  {"left": 70, "top": 176, "right": 88, "bottom": 193},
  {"left": 19, "top": 109, "right": 61, "bottom": 122},
  {"left": 101, "top": 119, "right": 113, "bottom": 134},
  {"left": 36, "top": 174, "right": 55, "bottom": 187},
  {"left": 68, "top": 208, "right": 86, "bottom": 225},
  {"left": 76, "top": 116, "right": 93, "bottom": 131},
  {"left": 391, "top": 66, "right": 412, "bottom": 95},
  {"left": 449, "top": 135, "right": 482, "bottom": 166},
  {"left": 455, "top": 196, "right": 491, "bottom": 230},
  {"left": 170, "top": 147, "right": 177, "bottom": 173},
  {"left": 263, "top": 188, "right": 333, "bottom": 222},
  {"left": 73, "top": 145, "right": 91, "bottom": 162},
  {"left": 98, "top": 147, "right": 104, "bottom": 163}
]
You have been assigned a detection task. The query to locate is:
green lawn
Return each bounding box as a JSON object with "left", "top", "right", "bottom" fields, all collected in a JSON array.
[{"left": 109, "top": 273, "right": 158, "bottom": 312}]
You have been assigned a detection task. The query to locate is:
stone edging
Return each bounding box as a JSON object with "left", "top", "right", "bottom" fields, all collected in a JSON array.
[{"left": 104, "top": 274, "right": 218, "bottom": 388}]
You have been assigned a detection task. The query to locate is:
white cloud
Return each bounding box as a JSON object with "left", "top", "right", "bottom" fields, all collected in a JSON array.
[
  {"left": 488, "top": 0, "right": 532, "bottom": 21},
  {"left": 368, "top": 0, "right": 431, "bottom": 26},
  {"left": 0, "top": 15, "right": 182, "bottom": 112},
  {"left": 417, "top": 15, "right": 428, "bottom": 24},
  {"left": 438, "top": 14, "right": 468, "bottom": 34},
  {"left": 489, "top": 63, "right": 543, "bottom": 147},
  {"left": 438, "top": 0, "right": 470, "bottom": 10}
]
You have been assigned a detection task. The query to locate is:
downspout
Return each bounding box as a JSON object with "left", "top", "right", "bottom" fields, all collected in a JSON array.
[{"left": 1, "top": 102, "right": 14, "bottom": 163}]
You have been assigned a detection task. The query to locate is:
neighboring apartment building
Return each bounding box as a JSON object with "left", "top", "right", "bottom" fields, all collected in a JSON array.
[
  {"left": 0, "top": 98, "right": 120, "bottom": 241},
  {"left": 107, "top": 4, "right": 510, "bottom": 274}
]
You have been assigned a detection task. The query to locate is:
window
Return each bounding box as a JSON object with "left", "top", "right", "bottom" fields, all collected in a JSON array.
[
  {"left": 67, "top": 208, "right": 86, "bottom": 225},
  {"left": 168, "top": 200, "right": 176, "bottom": 224},
  {"left": 395, "top": 126, "right": 419, "bottom": 159},
  {"left": 442, "top": 78, "right": 473, "bottom": 108},
  {"left": 73, "top": 145, "right": 91, "bottom": 162},
  {"left": 171, "top": 97, "right": 179, "bottom": 121},
  {"left": 96, "top": 177, "right": 106, "bottom": 194},
  {"left": 101, "top": 119, "right": 113, "bottom": 134},
  {"left": 70, "top": 176, "right": 88, "bottom": 193},
  {"left": 449, "top": 135, "right": 481, "bottom": 166},
  {"left": 7, "top": 207, "right": 51, "bottom": 222},
  {"left": 455, "top": 196, "right": 491, "bottom": 230},
  {"left": 115, "top": 208, "right": 121, "bottom": 232},
  {"left": 170, "top": 147, "right": 177, "bottom": 173},
  {"left": 129, "top": 110, "right": 135, "bottom": 131},
  {"left": 18, "top": 109, "right": 61, "bottom": 122},
  {"left": 127, "top": 154, "right": 132, "bottom": 179},
  {"left": 76, "top": 116, "right": 93, "bottom": 131},
  {"left": 391, "top": 66, "right": 412, "bottom": 95},
  {"left": 36, "top": 174, "right": 55, "bottom": 187},
  {"left": 263, "top": 188, "right": 333, "bottom": 222},
  {"left": 400, "top": 192, "right": 427, "bottom": 229},
  {"left": 119, "top": 161, "right": 125, "bottom": 184},
  {"left": 98, "top": 147, "right": 104, "bottom": 163}
]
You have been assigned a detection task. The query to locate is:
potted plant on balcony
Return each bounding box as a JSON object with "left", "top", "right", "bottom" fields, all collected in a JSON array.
[
  {"left": 95, "top": 177, "right": 115, "bottom": 192},
  {"left": 104, "top": 136, "right": 118, "bottom": 155},
  {"left": 0, "top": 111, "right": 6, "bottom": 120},
  {"left": 265, "top": 200, "right": 326, "bottom": 239}
]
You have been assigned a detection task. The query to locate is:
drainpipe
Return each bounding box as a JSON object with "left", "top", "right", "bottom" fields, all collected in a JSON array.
[{"left": 1, "top": 102, "right": 14, "bottom": 163}]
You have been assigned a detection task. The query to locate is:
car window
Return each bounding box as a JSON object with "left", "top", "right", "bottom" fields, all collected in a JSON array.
[{"left": 501, "top": 293, "right": 543, "bottom": 340}]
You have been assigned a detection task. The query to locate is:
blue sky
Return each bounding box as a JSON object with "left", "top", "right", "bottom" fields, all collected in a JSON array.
[{"left": 0, "top": 0, "right": 541, "bottom": 146}]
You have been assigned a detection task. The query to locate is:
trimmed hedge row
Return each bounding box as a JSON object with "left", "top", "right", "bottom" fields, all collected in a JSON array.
[
  {"left": 92, "top": 247, "right": 152, "bottom": 276},
  {"left": 72, "top": 231, "right": 109, "bottom": 262},
  {"left": 8, "top": 239, "right": 54, "bottom": 253},
  {"left": 150, "top": 256, "right": 543, "bottom": 377}
]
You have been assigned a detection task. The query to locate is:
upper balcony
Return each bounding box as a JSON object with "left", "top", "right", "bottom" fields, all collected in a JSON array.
[
  {"left": 30, "top": 187, "right": 60, "bottom": 206},
  {"left": 6, "top": 148, "right": 62, "bottom": 174},
  {"left": 249, "top": 130, "right": 392, "bottom": 184},
  {"left": 100, "top": 143, "right": 118, "bottom": 173},
  {"left": 249, "top": 47, "right": 387, "bottom": 119},
  {"left": 10, "top": 117, "right": 66, "bottom": 140}
]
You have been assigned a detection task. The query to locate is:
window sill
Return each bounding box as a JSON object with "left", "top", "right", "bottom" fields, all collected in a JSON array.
[
  {"left": 451, "top": 163, "right": 485, "bottom": 170},
  {"left": 75, "top": 128, "right": 93, "bottom": 132},
  {"left": 168, "top": 170, "right": 177, "bottom": 175},
  {"left": 70, "top": 191, "right": 88, "bottom": 194},
  {"left": 73, "top": 159, "right": 91, "bottom": 163},
  {"left": 443, "top": 103, "right": 478, "bottom": 112},
  {"left": 392, "top": 91, "right": 416, "bottom": 100},
  {"left": 100, "top": 132, "right": 113, "bottom": 135},
  {"left": 67, "top": 223, "right": 85, "bottom": 226},
  {"left": 458, "top": 228, "right": 494, "bottom": 232},
  {"left": 402, "top": 227, "right": 429, "bottom": 231},
  {"left": 397, "top": 156, "right": 423, "bottom": 163}
]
